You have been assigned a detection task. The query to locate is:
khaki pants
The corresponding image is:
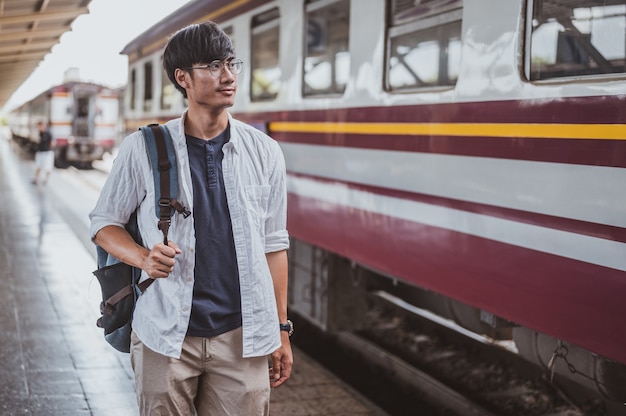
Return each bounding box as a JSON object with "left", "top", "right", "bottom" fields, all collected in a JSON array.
[{"left": 130, "top": 328, "right": 270, "bottom": 416}]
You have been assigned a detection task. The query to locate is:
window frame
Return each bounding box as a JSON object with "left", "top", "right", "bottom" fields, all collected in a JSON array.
[
  {"left": 523, "top": 0, "right": 626, "bottom": 82},
  {"left": 250, "top": 8, "right": 281, "bottom": 102},
  {"left": 302, "top": 0, "right": 352, "bottom": 98},
  {"left": 384, "top": 0, "right": 463, "bottom": 93}
]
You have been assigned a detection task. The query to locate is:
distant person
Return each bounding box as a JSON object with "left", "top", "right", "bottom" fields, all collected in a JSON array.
[
  {"left": 32, "top": 121, "right": 54, "bottom": 185},
  {"left": 89, "top": 21, "right": 293, "bottom": 415}
]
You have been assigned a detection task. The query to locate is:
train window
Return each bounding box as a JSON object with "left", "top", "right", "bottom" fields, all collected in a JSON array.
[
  {"left": 161, "top": 64, "right": 176, "bottom": 111},
  {"left": 303, "top": 0, "right": 351, "bottom": 97},
  {"left": 251, "top": 8, "right": 281, "bottom": 102},
  {"left": 527, "top": 0, "right": 626, "bottom": 80},
  {"left": 386, "top": 0, "right": 462, "bottom": 91},
  {"left": 143, "top": 61, "right": 153, "bottom": 112},
  {"left": 130, "top": 69, "right": 136, "bottom": 111},
  {"left": 223, "top": 26, "right": 234, "bottom": 52}
]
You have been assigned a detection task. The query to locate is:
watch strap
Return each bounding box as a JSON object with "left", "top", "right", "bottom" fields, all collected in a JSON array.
[{"left": 279, "top": 319, "right": 293, "bottom": 336}]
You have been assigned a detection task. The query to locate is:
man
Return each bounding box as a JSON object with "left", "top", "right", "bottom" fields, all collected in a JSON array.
[
  {"left": 32, "top": 121, "right": 54, "bottom": 185},
  {"left": 89, "top": 21, "right": 292, "bottom": 415}
]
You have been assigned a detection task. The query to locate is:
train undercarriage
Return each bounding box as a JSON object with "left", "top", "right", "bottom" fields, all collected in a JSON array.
[{"left": 287, "top": 238, "right": 626, "bottom": 413}]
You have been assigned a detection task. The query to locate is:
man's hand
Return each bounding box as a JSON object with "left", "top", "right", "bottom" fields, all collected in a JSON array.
[
  {"left": 269, "top": 333, "right": 293, "bottom": 388},
  {"left": 143, "top": 241, "right": 181, "bottom": 279}
]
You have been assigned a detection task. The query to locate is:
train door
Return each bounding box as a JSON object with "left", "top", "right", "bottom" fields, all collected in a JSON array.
[
  {"left": 72, "top": 91, "right": 95, "bottom": 140},
  {"left": 66, "top": 84, "right": 101, "bottom": 168}
]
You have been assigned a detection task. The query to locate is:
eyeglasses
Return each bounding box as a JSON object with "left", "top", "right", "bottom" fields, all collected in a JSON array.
[{"left": 184, "top": 59, "right": 244, "bottom": 77}]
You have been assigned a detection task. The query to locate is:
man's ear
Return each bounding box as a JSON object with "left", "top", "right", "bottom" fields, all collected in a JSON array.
[{"left": 174, "top": 68, "right": 189, "bottom": 89}]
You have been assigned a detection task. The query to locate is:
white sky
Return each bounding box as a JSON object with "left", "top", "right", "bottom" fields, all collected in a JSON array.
[{"left": 2, "top": 0, "right": 191, "bottom": 113}]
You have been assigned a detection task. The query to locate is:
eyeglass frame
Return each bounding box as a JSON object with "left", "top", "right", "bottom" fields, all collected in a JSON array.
[{"left": 183, "top": 59, "right": 244, "bottom": 77}]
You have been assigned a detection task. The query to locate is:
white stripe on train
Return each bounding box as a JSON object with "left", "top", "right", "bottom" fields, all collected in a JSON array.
[
  {"left": 281, "top": 142, "right": 626, "bottom": 228},
  {"left": 287, "top": 174, "right": 626, "bottom": 272}
]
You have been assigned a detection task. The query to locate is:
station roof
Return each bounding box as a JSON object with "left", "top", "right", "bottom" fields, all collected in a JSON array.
[{"left": 0, "top": 0, "right": 90, "bottom": 109}]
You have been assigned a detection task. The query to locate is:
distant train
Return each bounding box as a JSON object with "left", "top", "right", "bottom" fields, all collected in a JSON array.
[
  {"left": 121, "top": 0, "right": 626, "bottom": 410},
  {"left": 8, "top": 80, "right": 119, "bottom": 168}
]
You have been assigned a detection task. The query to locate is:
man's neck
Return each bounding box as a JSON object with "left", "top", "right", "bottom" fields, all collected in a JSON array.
[{"left": 184, "top": 107, "right": 229, "bottom": 140}]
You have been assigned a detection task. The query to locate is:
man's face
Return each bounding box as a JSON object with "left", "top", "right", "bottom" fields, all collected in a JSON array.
[{"left": 177, "top": 58, "right": 238, "bottom": 110}]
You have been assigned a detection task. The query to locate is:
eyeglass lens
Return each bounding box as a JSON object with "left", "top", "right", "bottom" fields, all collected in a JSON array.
[{"left": 210, "top": 60, "right": 243, "bottom": 76}]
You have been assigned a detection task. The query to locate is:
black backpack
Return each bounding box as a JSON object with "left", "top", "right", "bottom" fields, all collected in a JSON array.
[{"left": 93, "top": 124, "right": 190, "bottom": 353}]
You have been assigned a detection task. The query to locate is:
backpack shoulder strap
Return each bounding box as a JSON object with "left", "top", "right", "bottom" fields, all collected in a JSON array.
[{"left": 140, "top": 124, "right": 190, "bottom": 245}]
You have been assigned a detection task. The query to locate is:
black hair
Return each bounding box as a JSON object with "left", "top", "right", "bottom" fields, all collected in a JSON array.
[{"left": 163, "top": 21, "right": 235, "bottom": 98}]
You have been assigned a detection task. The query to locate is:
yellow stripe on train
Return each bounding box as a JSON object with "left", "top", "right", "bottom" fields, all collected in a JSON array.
[{"left": 269, "top": 122, "right": 626, "bottom": 141}]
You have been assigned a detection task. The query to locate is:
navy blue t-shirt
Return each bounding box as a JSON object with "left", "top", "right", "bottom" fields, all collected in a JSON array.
[{"left": 185, "top": 127, "right": 242, "bottom": 337}]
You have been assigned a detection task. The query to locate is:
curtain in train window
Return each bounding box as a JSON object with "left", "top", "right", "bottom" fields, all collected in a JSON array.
[
  {"left": 251, "top": 8, "right": 281, "bottom": 101},
  {"left": 386, "top": 0, "right": 462, "bottom": 91},
  {"left": 303, "top": 0, "right": 351, "bottom": 97},
  {"left": 528, "top": 0, "right": 626, "bottom": 80}
]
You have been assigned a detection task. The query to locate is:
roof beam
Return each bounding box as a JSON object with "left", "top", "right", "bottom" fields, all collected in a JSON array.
[
  {"left": 0, "top": 58, "right": 39, "bottom": 69},
  {"left": 0, "top": 40, "right": 56, "bottom": 54},
  {"left": 0, "top": 66, "right": 39, "bottom": 79},
  {"left": 0, "top": 50, "right": 46, "bottom": 62},
  {"left": 0, "top": 27, "right": 67, "bottom": 41},
  {"left": 0, "top": 7, "right": 88, "bottom": 25},
  {"left": 0, "top": 69, "right": 39, "bottom": 77}
]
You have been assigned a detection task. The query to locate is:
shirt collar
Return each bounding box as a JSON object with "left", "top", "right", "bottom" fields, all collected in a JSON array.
[{"left": 179, "top": 110, "right": 239, "bottom": 153}]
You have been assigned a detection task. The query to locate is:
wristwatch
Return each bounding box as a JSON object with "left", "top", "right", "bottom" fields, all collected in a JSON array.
[{"left": 279, "top": 319, "right": 294, "bottom": 337}]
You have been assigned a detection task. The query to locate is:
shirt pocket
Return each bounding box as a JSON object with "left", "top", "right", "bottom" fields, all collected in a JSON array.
[{"left": 244, "top": 185, "right": 271, "bottom": 232}]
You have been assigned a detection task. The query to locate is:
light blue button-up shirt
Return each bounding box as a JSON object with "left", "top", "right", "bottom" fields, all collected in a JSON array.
[{"left": 89, "top": 112, "right": 289, "bottom": 358}]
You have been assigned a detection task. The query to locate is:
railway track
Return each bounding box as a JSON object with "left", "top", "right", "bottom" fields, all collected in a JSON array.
[{"left": 293, "top": 291, "right": 608, "bottom": 416}]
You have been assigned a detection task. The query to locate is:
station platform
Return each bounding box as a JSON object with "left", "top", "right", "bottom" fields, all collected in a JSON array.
[{"left": 0, "top": 134, "right": 387, "bottom": 416}]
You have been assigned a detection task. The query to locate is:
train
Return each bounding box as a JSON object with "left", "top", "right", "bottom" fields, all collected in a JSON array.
[
  {"left": 120, "top": 0, "right": 626, "bottom": 411},
  {"left": 8, "top": 78, "right": 119, "bottom": 168}
]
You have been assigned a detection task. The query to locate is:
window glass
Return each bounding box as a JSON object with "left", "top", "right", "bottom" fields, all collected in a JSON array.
[
  {"left": 386, "top": 0, "right": 462, "bottom": 91},
  {"left": 528, "top": 0, "right": 626, "bottom": 80},
  {"left": 251, "top": 8, "right": 281, "bottom": 101},
  {"left": 161, "top": 63, "right": 176, "bottom": 111},
  {"left": 303, "top": 0, "right": 351, "bottom": 96},
  {"left": 223, "top": 26, "right": 234, "bottom": 52},
  {"left": 143, "top": 61, "right": 153, "bottom": 112},
  {"left": 129, "top": 69, "right": 136, "bottom": 110}
]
